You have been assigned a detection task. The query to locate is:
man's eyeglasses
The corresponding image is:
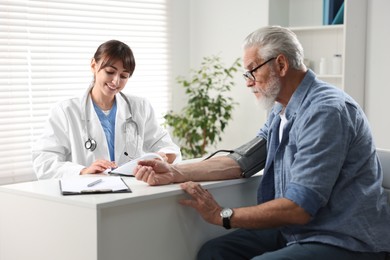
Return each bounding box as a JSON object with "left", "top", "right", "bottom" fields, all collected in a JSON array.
[{"left": 243, "top": 57, "right": 276, "bottom": 82}]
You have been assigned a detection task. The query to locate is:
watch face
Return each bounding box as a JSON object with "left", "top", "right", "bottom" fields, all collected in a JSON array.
[{"left": 220, "top": 208, "right": 233, "bottom": 218}]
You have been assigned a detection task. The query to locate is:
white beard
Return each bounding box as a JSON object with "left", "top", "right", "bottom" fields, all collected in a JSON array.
[{"left": 254, "top": 71, "right": 281, "bottom": 110}]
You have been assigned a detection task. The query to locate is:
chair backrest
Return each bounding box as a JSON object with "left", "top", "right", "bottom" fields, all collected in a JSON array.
[
  {"left": 376, "top": 149, "right": 390, "bottom": 202},
  {"left": 375, "top": 149, "right": 390, "bottom": 260}
]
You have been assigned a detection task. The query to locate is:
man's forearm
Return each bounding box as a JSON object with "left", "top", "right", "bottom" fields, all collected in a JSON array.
[
  {"left": 171, "top": 156, "right": 242, "bottom": 183},
  {"left": 230, "top": 198, "right": 311, "bottom": 229}
]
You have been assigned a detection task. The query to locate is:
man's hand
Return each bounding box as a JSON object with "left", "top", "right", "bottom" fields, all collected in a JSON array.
[
  {"left": 179, "top": 181, "right": 222, "bottom": 226},
  {"left": 133, "top": 159, "right": 174, "bottom": 185}
]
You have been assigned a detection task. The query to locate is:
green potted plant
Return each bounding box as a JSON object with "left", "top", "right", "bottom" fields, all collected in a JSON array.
[{"left": 164, "top": 55, "right": 241, "bottom": 159}]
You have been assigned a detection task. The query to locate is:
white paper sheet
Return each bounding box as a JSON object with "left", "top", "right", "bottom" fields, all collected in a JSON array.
[
  {"left": 109, "top": 152, "right": 163, "bottom": 176},
  {"left": 59, "top": 176, "right": 130, "bottom": 194}
]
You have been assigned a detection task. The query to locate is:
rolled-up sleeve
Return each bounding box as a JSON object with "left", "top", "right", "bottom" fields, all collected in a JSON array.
[{"left": 285, "top": 182, "right": 325, "bottom": 216}]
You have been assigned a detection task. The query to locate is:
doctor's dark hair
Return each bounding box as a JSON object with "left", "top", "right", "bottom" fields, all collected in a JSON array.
[
  {"left": 93, "top": 40, "right": 136, "bottom": 76},
  {"left": 243, "top": 26, "right": 304, "bottom": 70}
]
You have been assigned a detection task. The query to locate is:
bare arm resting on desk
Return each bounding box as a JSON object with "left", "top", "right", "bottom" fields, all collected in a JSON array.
[
  {"left": 134, "top": 156, "right": 242, "bottom": 186},
  {"left": 134, "top": 136, "right": 267, "bottom": 185}
]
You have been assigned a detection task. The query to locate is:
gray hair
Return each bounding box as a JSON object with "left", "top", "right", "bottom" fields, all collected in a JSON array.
[{"left": 243, "top": 26, "right": 304, "bottom": 70}]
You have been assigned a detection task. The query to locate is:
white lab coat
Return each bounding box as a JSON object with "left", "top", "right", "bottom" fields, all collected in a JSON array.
[{"left": 32, "top": 87, "right": 181, "bottom": 179}]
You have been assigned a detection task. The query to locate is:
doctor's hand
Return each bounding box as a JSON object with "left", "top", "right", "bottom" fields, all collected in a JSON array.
[
  {"left": 80, "top": 159, "right": 117, "bottom": 175},
  {"left": 133, "top": 160, "right": 174, "bottom": 186},
  {"left": 179, "top": 181, "right": 222, "bottom": 226},
  {"left": 157, "top": 152, "right": 168, "bottom": 162},
  {"left": 156, "top": 152, "right": 176, "bottom": 164}
]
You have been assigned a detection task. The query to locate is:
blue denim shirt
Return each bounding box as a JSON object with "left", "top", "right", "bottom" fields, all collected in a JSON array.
[{"left": 258, "top": 70, "right": 390, "bottom": 253}]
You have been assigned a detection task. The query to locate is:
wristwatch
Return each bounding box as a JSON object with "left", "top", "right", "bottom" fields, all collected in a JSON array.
[{"left": 220, "top": 208, "right": 233, "bottom": 229}]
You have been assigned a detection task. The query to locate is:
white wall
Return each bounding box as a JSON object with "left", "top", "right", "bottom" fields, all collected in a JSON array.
[
  {"left": 365, "top": 0, "right": 390, "bottom": 150},
  {"left": 169, "top": 0, "right": 191, "bottom": 113},
  {"left": 170, "top": 0, "right": 270, "bottom": 153},
  {"left": 170, "top": 0, "right": 390, "bottom": 153}
]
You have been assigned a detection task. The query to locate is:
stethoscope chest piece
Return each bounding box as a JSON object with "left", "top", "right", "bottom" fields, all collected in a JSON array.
[{"left": 85, "top": 138, "right": 97, "bottom": 151}]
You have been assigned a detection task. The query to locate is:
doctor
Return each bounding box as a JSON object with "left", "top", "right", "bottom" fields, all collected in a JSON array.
[{"left": 32, "top": 40, "right": 181, "bottom": 179}]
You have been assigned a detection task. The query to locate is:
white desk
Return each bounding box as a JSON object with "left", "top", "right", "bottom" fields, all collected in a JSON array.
[{"left": 0, "top": 175, "right": 261, "bottom": 260}]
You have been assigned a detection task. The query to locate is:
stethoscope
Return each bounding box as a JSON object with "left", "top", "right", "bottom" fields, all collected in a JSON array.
[{"left": 84, "top": 92, "right": 139, "bottom": 158}]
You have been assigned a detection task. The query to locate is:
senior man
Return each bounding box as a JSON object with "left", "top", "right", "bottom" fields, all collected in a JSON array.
[{"left": 134, "top": 26, "right": 390, "bottom": 260}]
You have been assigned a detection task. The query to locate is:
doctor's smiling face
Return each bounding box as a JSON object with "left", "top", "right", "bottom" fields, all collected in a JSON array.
[
  {"left": 90, "top": 40, "right": 136, "bottom": 108},
  {"left": 91, "top": 58, "right": 130, "bottom": 98}
]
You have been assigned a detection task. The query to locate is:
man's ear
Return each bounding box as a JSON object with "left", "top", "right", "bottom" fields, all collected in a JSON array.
[{"left": 276, "top": 55, "right": 288, "bottom": 76}]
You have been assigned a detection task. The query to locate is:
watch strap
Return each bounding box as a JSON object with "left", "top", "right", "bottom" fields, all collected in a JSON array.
[
  {"left": 222, "top": 216, "right": 231, "bottom": 229},
  {"left": 221, "top": 208, "right": 233, "bottom": 229}
]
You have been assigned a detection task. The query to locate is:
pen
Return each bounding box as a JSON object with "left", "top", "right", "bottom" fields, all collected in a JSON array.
[{"left": 87, "top": 179, "right": 103, "bottom": 187}]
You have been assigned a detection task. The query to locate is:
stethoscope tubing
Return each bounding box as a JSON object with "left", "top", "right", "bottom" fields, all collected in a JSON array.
[{"left": 84, "top": 92, "right": 139, "bottom": 156}]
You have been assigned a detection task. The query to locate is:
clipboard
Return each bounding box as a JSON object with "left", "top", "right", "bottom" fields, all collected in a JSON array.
[{"left": 59, "top": 176, "right": 132, "bottom": 195}]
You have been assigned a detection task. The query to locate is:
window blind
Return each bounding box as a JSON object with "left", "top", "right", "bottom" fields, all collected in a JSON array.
[{"left": 0, "top": 0, "right": 171, "bottom": 185}]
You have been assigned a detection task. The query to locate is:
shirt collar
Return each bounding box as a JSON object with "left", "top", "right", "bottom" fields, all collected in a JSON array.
[{"left": 284, "top": 69, "right": 316, "bottom": 120}]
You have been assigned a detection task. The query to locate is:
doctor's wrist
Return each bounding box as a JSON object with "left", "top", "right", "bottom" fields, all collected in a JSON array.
[{"left": 80, "top": 168, "right": 88, "bottom": 175}]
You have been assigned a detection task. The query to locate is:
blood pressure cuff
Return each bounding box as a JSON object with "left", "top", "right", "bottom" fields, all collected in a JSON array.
[{"left": 226, "top": 136, "right": 267, "bottom": 178}]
